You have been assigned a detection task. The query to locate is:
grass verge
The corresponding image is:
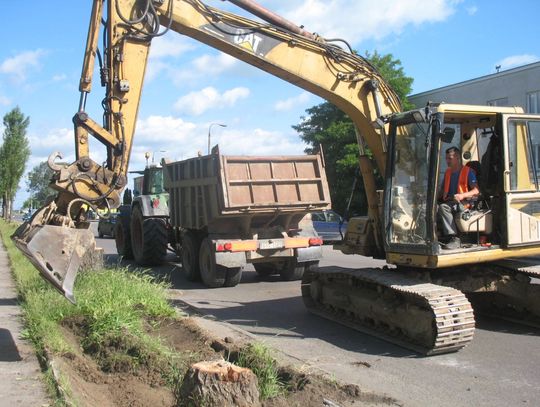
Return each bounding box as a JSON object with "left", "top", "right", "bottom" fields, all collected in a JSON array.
[
  {"left": 0, "top": 220, "right": 179, "bottom": 400},
  {"left": 0, "top": 219, "right": 290, "bottom": 404},
  {"left": 236, "top": 342, "right": 286, "bottom": 400}
]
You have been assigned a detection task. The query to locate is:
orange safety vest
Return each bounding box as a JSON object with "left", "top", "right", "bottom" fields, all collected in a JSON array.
[{"left": 443, "top": 166, "right": 470, "bottom": 201}]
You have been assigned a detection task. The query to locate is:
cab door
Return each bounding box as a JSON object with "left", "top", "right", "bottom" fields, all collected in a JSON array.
[{"left": 502, "top": 115, "right": 540, "bottom": 246}]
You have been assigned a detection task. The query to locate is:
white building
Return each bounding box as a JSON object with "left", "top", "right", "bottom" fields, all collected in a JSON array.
[{"left": 409, "top": 61, "right": 540, "bottom": 113}]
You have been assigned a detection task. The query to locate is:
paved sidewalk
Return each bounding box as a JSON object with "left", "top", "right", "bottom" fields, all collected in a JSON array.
[{"left": 0, "top": 241, "right": 49, "bottom": 406}]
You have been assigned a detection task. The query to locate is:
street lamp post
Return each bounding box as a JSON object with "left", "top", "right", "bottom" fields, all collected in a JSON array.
[{"left": 208, "top": 123, "right": 227, "bottom": 154}]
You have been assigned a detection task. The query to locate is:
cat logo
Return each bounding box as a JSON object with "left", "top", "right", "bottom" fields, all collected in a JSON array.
[
  {"left": 233, "top": 29, "right": 263, "bottom": 54},
  {"left": 202, "top": 23, "right": 281, "bottom": 57}
]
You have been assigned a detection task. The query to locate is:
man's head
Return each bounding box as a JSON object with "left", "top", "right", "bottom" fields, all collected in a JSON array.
[{"left": 445, "top": 146, "right": 461, "bottom": 170}]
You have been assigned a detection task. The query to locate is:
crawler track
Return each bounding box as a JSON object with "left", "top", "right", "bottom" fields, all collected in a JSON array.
[
  {"left": 468, "top": 259, "right": 540, "bottom": 327},
  {"left": 301, "top": 267, "right": 475, "bottom": 355}
]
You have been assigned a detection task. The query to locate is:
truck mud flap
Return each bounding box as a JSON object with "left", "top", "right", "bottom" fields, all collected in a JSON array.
[
  {"left": 12, "top": 223, "right": 96, "bottom": 303},
  {"left": 296, "top": 246, "right": 323, "bottom": 262}
]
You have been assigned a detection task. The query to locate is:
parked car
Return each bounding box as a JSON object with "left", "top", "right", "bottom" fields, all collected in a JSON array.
[
  {"left": 97, "top": 212, "right": 119, "bottom": 238},
  {"left": 22, "top": 210, "right": 35, "bottom": 222},
  {"left": 311, "top": 210, "right": 348, "bottom": 242}
]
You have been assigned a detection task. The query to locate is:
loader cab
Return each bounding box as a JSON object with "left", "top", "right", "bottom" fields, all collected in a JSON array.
[
  {"left": 384, "top": 104, "right": 540, "bottom": 268},
  {"left": 142, "top": 166, "right": 164, "bottom": 195}
]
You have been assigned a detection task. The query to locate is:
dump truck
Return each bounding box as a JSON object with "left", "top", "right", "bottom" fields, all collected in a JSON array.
[{"left": 116, "top": 149, "right": 331, "bottom": 288}]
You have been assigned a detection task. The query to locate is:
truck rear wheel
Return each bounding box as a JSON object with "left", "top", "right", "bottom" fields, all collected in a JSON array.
[
  {"left": 130, "top": 206, "right": 168, "bottom": 265},
  {"left": 280, "top": 258, "right": 309, "bottom": 281},
  {"left": 199, "top": 238, "right": 226, "bottom": 288},
  {"left": 224, "top": 267, "right": 242, "bottom": 287},
  {"left": 115, "top": 218, "right": 133, "bottom": 259},
  {"left": 181, "top": 232, "right": 200, "bottom": 281}
]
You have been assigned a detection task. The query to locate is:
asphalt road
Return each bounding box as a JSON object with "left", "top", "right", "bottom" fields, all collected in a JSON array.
[{"left": 95, "top": 228, "right": 540, "bottom": 407}]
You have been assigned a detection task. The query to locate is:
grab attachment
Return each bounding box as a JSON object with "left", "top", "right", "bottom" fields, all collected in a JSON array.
[{"left": 11, "top": 200, "right": 96, "bottom": 303}]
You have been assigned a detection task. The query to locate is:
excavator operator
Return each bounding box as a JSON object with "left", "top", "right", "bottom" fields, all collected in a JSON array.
[{"left": 437, "top": 146, "right": 480, "bottom": 249}]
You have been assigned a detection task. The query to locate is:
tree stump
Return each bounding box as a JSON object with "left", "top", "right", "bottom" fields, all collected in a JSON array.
[
  {"left": 179, "top": 360, "right": 260, "bottom": 407},
  {"left": 80, "top": 247, "right": 104, "bottom": 271}
]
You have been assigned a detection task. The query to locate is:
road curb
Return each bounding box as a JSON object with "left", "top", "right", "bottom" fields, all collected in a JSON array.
[{"left": 0, "top": 239, "right": 50, "bottom": 406}]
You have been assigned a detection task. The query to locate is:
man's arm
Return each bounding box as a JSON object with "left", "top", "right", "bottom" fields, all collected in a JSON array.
[
  {"left": 453, "top": 186, "right": 479, "bottom": 202},
  {"left": 454, "top": 170, "right": 479, "bottom": 202}
]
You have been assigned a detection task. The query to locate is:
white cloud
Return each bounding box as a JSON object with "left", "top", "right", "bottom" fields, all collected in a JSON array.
[
  {"left": 149, "top": 36, "right": 195, "bottom": 59},
  {"left": 28, "top": 127, "right": 74, "bottom": 158},
  {"left": 173, "top": 86, "right": 250, "bottom": 115},
  {"left": 211, "top": 128, "right": 307, "bottom": 156},
  {"left": 168, "top": 52, "right": 241, "bottom": 85},
  {"left": 0, "top": 50, "right": 46, "bottom": 82},
  {"left": 283, "top": 0, "right": 461, "bottom": 41},
  {"left": 136, "top": 115, "right": 198, "bottom": 144},
  {"left": 146, "top": 36, "right": 197, "bottom": 81},
  {"left": 125, "top": 115, "right": 307, "bottom": 171},
  {"left": 495, "top": 54, "right": 540, "bottom": 71},
  {"left": 274, "top": 92, "right": 311, "bottom": 111},
  {"left": 52, "top": 74, "right": 67, "bottom": 82},
  {"left": 0, "top": 94, "right": 11, "bottom": 106},
  {"left": 18, "top": 115, "right": 309, "bottom": 206},
  {"left": 466, "top": 5, "right": 478, "bottom": 16}
]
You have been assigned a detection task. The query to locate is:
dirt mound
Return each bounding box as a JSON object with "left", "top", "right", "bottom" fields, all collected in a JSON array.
[{"left": 52, "top": 316, "right": 395, "bottom": 406}]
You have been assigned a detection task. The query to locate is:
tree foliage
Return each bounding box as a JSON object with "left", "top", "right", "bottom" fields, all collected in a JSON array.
[
  {"left": 25, "top": 161, "right": 55, "bottom": 209},
  {"left": 0, "top": 107, "right": 31, "bottom": 219},
  {"left": 293, "top": 51, "right": 414, "bottom": 216}
]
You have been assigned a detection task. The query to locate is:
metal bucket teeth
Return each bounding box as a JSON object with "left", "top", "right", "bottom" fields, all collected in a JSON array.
[{"left": 11, "top": 223, "right": 96, "bottom": 303}]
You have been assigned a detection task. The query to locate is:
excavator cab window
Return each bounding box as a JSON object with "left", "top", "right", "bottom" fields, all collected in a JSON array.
[{"left": 385, "top": 110, "right": 434, "bottom": 251}]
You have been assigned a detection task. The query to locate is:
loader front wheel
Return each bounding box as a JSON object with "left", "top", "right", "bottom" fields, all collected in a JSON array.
[
  {"left": 115, "top": 216, "right": 133, "bottom": 259},
  {"left": 130, "top": 206, "right": 168, "bottom": 265}
]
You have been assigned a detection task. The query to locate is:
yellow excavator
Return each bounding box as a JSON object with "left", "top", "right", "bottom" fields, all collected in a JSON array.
[{"left": 12, "top": 0, "right": 540, "bottom": 355}]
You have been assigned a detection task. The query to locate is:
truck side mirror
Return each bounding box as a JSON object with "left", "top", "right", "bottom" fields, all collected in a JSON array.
[{"left": 440, "top": 127, "right": 455, "bottom": 143}]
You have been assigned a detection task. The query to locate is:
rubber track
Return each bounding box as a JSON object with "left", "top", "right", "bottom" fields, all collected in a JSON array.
[
  {"left": 302, "top": 268, "right": 475, "bottom": 355},
  {"left": 476, "top": 259, "right": 540, "bottom": 327}
]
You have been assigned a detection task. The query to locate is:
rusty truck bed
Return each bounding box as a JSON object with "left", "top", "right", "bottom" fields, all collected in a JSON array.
[{"left": 163, "top": 152, "right": 331, "bottom": 229}]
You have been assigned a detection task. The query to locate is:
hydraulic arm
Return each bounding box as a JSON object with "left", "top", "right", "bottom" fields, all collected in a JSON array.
[{"left": 12, "top": 0, "right": 401, "bottom": 301}]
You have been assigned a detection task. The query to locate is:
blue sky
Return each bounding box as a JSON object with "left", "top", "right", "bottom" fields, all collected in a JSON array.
[{"left": 0, "top": 0, "right": 539, "bottom": 208}]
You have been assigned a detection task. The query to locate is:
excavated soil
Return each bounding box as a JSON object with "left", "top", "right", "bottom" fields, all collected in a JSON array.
[{"left": 53, "top": 316, "right": 397, "bottom": 406}]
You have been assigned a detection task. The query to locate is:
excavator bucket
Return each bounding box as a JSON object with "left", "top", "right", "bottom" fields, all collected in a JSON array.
[{"left": 11, "top": 205, "right": 96, "bottom": 303}]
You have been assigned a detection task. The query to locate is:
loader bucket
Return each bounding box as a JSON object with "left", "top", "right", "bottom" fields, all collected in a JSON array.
[{"left": 11, "top": 220, "right": 96, "bottom": 303}]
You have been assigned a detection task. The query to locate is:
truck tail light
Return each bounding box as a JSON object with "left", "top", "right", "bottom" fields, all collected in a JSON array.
[
  {"left": 216, "top": 240, "right": 257, "bottom": 252},
  {"left": 309, "top": 237, "right": 323, "bottom": 246}
]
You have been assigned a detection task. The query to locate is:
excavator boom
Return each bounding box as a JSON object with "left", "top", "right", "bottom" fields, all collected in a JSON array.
[{"left": 12, "top": 0, "right": 399, "bottom": 301}]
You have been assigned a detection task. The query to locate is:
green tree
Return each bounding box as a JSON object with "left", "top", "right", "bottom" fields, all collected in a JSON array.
[
  {"left": 25, "top": 161, "right": 56, "bottom": 209},
  {"left": 0, "top": 107, "right": 31, "bottom": 219},
  {"left": 293, "top": 51, "right": 414, "bottom": 216}
]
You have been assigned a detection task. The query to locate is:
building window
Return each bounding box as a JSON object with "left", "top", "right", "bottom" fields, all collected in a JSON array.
[
  {"left": 527, "top": 91, "right": 540, "bottom": 113},
  {"left": 487, "top": 97, "right": 509, "bottom": 107}
]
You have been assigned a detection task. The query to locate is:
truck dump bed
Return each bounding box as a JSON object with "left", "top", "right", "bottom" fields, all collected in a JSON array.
[{"left": 163, "top": 152, "right": 331, "bottom": 229}]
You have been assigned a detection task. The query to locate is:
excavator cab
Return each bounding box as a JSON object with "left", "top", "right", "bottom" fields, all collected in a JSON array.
[{"left": 384, "top": 103, "right": 540, "bottom": 268}]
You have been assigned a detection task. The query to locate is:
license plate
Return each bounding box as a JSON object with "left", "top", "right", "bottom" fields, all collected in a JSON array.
[{"left": 259, "top": 239, "right": 284, "bottom": 250}]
